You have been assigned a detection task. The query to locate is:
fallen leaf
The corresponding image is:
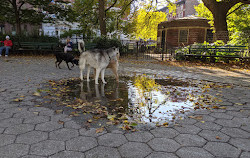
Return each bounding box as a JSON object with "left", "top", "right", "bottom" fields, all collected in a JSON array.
[
  {"left": 96, "top": 127, "right": 105, "bottom": 133},
  {"left": 33, "top": 92, "right": 41, "bottom": 96},
  {"left": 58, "top": 120, "right": 64, "bottom": 124},
  {"left": 216, "top": 136, "right": 221, "bottom": 140}
]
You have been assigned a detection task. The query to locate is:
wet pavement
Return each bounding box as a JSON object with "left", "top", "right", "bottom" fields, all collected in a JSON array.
[{"left": 0, "top": 56, "right": 249, "bottom": 158}]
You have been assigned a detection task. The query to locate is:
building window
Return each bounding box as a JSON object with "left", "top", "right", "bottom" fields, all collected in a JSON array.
[{"left": 179, "top": 29, "right": 188, "bottom": 43}]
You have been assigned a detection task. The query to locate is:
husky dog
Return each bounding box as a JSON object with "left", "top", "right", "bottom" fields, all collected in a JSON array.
[
  {"left": 78, "top": 40, "right": 119, "bottom": 83},
  {"left": 54, "top": 52, "right": 79, "bottom": 70},
  {"left": 79, "top": 47, "right": 119, "bottom": 84}
]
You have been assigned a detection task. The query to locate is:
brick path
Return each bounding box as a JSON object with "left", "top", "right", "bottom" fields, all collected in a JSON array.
[{"left": 0, "top": 56, "right": 249, "bottom": 158}]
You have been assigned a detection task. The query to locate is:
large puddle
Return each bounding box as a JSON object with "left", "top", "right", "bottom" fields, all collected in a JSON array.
[{"left": 38, "top": 75, "right": 217, "bottom": 128}]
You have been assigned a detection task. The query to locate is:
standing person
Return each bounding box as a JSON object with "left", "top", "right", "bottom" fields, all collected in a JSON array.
[
  {"left": 64, "top": 38, "right": 73, "bottom": 53},
  {"left": 0, "top": 36, "right": 13, "bottom": 57}
]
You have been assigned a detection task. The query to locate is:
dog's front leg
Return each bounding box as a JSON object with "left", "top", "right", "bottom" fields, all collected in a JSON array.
[
  {"left": 71, "top": 62, "right": 74, "bottom": 68},
  {"left": 101, "top": 69, "right": 107, "bottom": 84},
  {"left": 95, "top": 68, "right": 101, "bottom": 84},
  {"left": 66, "top": 62, "right": 72, "bottom": 70},
  {"left": 80, "top": 69, "right": 84, "bottom": 81},
  {"left": 58, "top": 61, "right": 62, "bottom": 69},
  {"left": 87, "top": 66, "right": 91, "bottom": 82}
]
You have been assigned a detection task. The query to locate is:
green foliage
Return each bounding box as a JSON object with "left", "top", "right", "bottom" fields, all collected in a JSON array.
[
  {"left": 92, "top": 36, "right": 122, "bottom": 49},
  {"left": 0, "top": 34, "right": 59, "bottom": 43},
  {"left": 195, "top": 2, "right": 250, "bottom": 46}
]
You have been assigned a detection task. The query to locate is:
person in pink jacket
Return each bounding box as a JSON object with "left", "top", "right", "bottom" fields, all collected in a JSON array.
[{"left": 0, "top": 35, "right": 13, "bottom": 57}]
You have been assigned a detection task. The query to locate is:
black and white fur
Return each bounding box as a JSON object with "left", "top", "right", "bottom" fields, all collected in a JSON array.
[
  {"left": 79, "top": 47, "right": 119, "bottom": 84},
  {"left": 54, "top": 52, "right": 79, "bottom": 70}
]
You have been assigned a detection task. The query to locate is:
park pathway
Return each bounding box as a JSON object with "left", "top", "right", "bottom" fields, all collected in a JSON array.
[{"left": 0, "top": 56, "right": 249, "bottom": 158}]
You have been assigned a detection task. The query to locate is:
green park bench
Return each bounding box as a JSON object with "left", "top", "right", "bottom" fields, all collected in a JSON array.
[{"left": 184, "top": 45, "right": 249, "bottom": 62}]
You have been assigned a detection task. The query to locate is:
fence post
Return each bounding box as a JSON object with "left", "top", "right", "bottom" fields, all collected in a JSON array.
[{"left": 136, "top": 41, "right": 139, "bottom": 60}]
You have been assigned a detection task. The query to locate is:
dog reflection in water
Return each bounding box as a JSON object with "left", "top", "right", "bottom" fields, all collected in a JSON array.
[{"left": 79, "top": 82, "right": 119, "bottom": 102}]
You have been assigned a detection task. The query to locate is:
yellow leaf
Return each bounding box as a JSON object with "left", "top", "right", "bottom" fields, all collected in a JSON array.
[
  {"left": 96, "top": 127, "right": 104, "bottom": 133},
  {"left": 33, "top": 92, "right": 41, "bottom": 96}
]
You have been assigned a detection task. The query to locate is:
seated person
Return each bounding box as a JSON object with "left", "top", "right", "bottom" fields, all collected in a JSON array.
[
  {"left": 64, "top": 38, "right": 73, "bottom": 53},
  {"left": 0, "top": 36, "right": 13, "bottom": 57}
]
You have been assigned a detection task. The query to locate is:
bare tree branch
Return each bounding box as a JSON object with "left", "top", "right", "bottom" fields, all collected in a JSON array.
[
  {"left": 105, "top": 0, "right": 118, "bottom": 12},
  {"left": 227, "top": 3, "right": 245, "bottom": 16}
]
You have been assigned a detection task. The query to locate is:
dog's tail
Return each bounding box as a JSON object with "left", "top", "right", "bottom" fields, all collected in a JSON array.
[
  {"left": 78, "top": 40, "right": 85, "bottom": 53},
  {"left": 79, "top": 53, "right": 87, "bottom": 70}
]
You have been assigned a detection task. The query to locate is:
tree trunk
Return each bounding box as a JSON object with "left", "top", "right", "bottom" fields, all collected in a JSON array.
[
  {"left": 99, "top": 0, "right": 107, "bottom": 36},
  {"left": 12, "top": 0, "right": 21, "bottom": 35},
  {"left": 212, "top": 4, "right": 229, "bottom": 43}
]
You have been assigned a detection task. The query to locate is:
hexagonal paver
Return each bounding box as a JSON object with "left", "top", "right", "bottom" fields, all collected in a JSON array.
[
  {"left": 49, "top": 151, "right": 85, "bottom": 158},
  {"left": 4, "top": 124, "right": 34, "bottom": 135},
  {"left": 0, "top": 113, "right": 13, "bottom": 120},
  {"left": 215, "top": 119, "right": 241, "bottom": 128},
  {"left": 194, "top": 122, "right": 222, "bottom": 131},
  {"left": 35, "top": 121, "right": 63, "bottom": 132},
  {"left": 98, "top": 133, "right": 127, "bottom": 147},
  {"left": 198, "top": 130, "right": 230, "bottom": 142},
  {"left": 204, "top": 142, "right": 241, "bottom": 158},
  {"left": 146, "top": 152, "right": 178, "bottom": 158},
  {"left": 79, "top": 128, "right": 107, "bottom": 137},
  {"left": 0, "top": 143, "right": 29, "bottom": 158},
  {"left": 0, "top": 118, "right": 23, "bottom": 127},
  {"left": 209, "top": 113, "right": 233, "bottom": 120},
  {"left": 23, "top": 116, "right": 50, "bottom": 124},
  {"left": 174, "top": 134, "right": 206, "bottom": 147},
  {"left": 64, "top": 120, "right": 82, "bottom": 129},
  {"left": 85, "top": 146, "right": 120, "bottom": 158},
  {"left": 176, "top": 147, "right": 213, "bottom": 158},
  {"left": 174, "top": 125, "right": 201, "bottom": 134},
  {"left": 30, "top": 140, "right": 65, "bottom": 156},
  {"left": 177, "top": 117, "right": 197, "bottom": 125},
  {"left": 22, "top": 155, "right": 46, "bottom": 158},
  {"left": 229, "top": 138, "right": 250, "bottom": 151},
  {"left": 221, "top": 127, "right": 250, "bottom": 138},
  {"left": 119, "top": 142, "right": 152, "bottom": 158},
  {"left": 66, "top": 136, "right": 97, "bottom": 152},
  {"left": 148, "top": 138, "right": 180, "bottom": 152},
  {"left": 49, "top": 128, "right": 79, "bottom": 141},
  {"left": 13, "top": 111, "right": 38, "bottom": 118},
  {"left": 240, "top": 152, "right": 250, "bottom": 158},
  {"left": 16, "top": 131, "right": 48, "bottom": 144},
  {"left": 125, "top": 131, "right": 154, "bottom": 142},
  {"left": 0, "top": 134, "right": 16, "bottom": 147},
  {"left": 150, "top": 127, "right": 179, "bottom": 138}
]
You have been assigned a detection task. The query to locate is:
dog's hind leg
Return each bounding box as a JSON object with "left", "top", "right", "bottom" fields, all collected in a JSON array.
[
  {"left": 95, "top": 68, "right": 101, "bottom": 84},
  {"left": 86, "top": 66, "right": 91, "bottom": 82},
  {"left": 101, "top": 69, "right": 107, "bottom": 84},
  {"left": 111, "top": 66, "right": 119, "bottom": 82},
  {"left": 58, "top": 61, "right": 63, "bottom": 69},
  {"left": 80, "top": 69, "right": 84, "bottom": 81}
]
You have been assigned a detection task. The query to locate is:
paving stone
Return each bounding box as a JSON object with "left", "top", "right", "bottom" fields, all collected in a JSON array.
[
  {"left": 177, "top": 117, "right": 197, "bottom": 125},
  {"left": 0, "top": 118, "right": 23, "bottom": 127},
  {"left": 198, "top": 130, "right": 230, "bottom": 142},
  {"left": 174, "top": 125, "right": 201, "bottom": 134},
  {"left": 176, "top": 147, "right": 214, "bottom": 158},
  {"left": 30, "top": 140, "right": 65, "bottom": 156},
  {"left": 16, "top": 131, "right": 48, "bottom": 144},
  {"left": 229, "top": 138, "right": 250, "bottom": 151},
  {"left": 49, "top": 151, "right": 85, "bottom": 158},
  {"left": 150, "top": 127, "right": 179, "bottom": 138},
  {"left": 0, "top": 134, "right": 16, "bottom": 147},
  {"left": 148, "top": 138, "right": 180, "bottom": 152},
  {"left": 119, "top": 142, "right": 152, "bottom": 158},
  {"left": 79, "top": 128, "right": 107, "bottom": 137},
  {"left": 66, "top": 136, "right": 97, "bottom": 152},
  {"left": 174, "top": 134, "right": 206, "bottom": 147},
  {"left": 146, "top": 152, "right": 178, "bottom": 158},
  {"left": 4, "top": 124, "right": 34, "bottom": 135},
  {"left": 221, "top": 127, "right": 250, "bottom": 138},
  {"left": 0, "top": 112, "right": 13, "bottom": 120},
  {"left": 39, "top": 110, "right": 55, "bottom": 116},
  {"left": 209, "top": 112, "right": 234, "bottom": 119},
  {"left": 49, "top": 128, "right": 79, "bottom": 141},
  {"left": 35, "top": 121, "right": 63, "bottom": 132},
  {"left": 204, "top": 142, "right": 241, "bottom": 158},
  {"left": 23, "top": 116, "right": 50, "bottom": 124},
  {"left": 64, "top": 120, "right": 82, "bottom": 129},
  {"left": 13, "top": 111, "right": 39, "bottom": 118},
  {"left": 125, "top": 131, "right": 154, "bottom": 142},
  {"left": 4, "top": 107, "right": 28, "bottom": 113},
  {"left": 215, "top": 119, "right": 241, "bottom": 128},
  {"left": 241, "top": 125, "right": 250, "bottom": 133},
  {"left": 0, "top": 143, "right": 29, "bottom": 158},
  {"left": 98, "top": 133, "right": 127, "bottom": 147},
  {"left": 22, "top": 155, "right": 46, "bottom": 158},
  {"left": 0, "top": 127, "right": 5, "bottom": 133},
  {"left": 193, "top": 110, "right": 211, "bottom": 115},
  {"left": 29, "top": 107, "right": 51, "bottom": 112},
  {"left": 194, "top": 121, "right": 222, "bottom": 131},
  {"left": 240, "top": 152, "right": 250, "bottom": 158},
  {"left": 86, "top": 146, "right": 120, "bottom": 158},
  {"left": 226, "top": 111, "right": 249, "bottom": 118}
]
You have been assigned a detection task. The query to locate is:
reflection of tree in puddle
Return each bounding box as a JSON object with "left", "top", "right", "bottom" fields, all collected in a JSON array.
[{"left": 128, "top": 75, "right": 197, "bottom": 124}]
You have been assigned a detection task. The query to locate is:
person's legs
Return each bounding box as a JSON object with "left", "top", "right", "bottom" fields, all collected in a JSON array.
[
  {"left": 0, "top": 46, "right": 5, "bottom": 56},
  {"left": 5, "top": 46, "right": 10, "bottom": 56}
]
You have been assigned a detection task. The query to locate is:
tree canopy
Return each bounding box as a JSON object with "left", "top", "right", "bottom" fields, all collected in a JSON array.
[{"left": 0, "top": 0, "right": 73, "bottom": 35}]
